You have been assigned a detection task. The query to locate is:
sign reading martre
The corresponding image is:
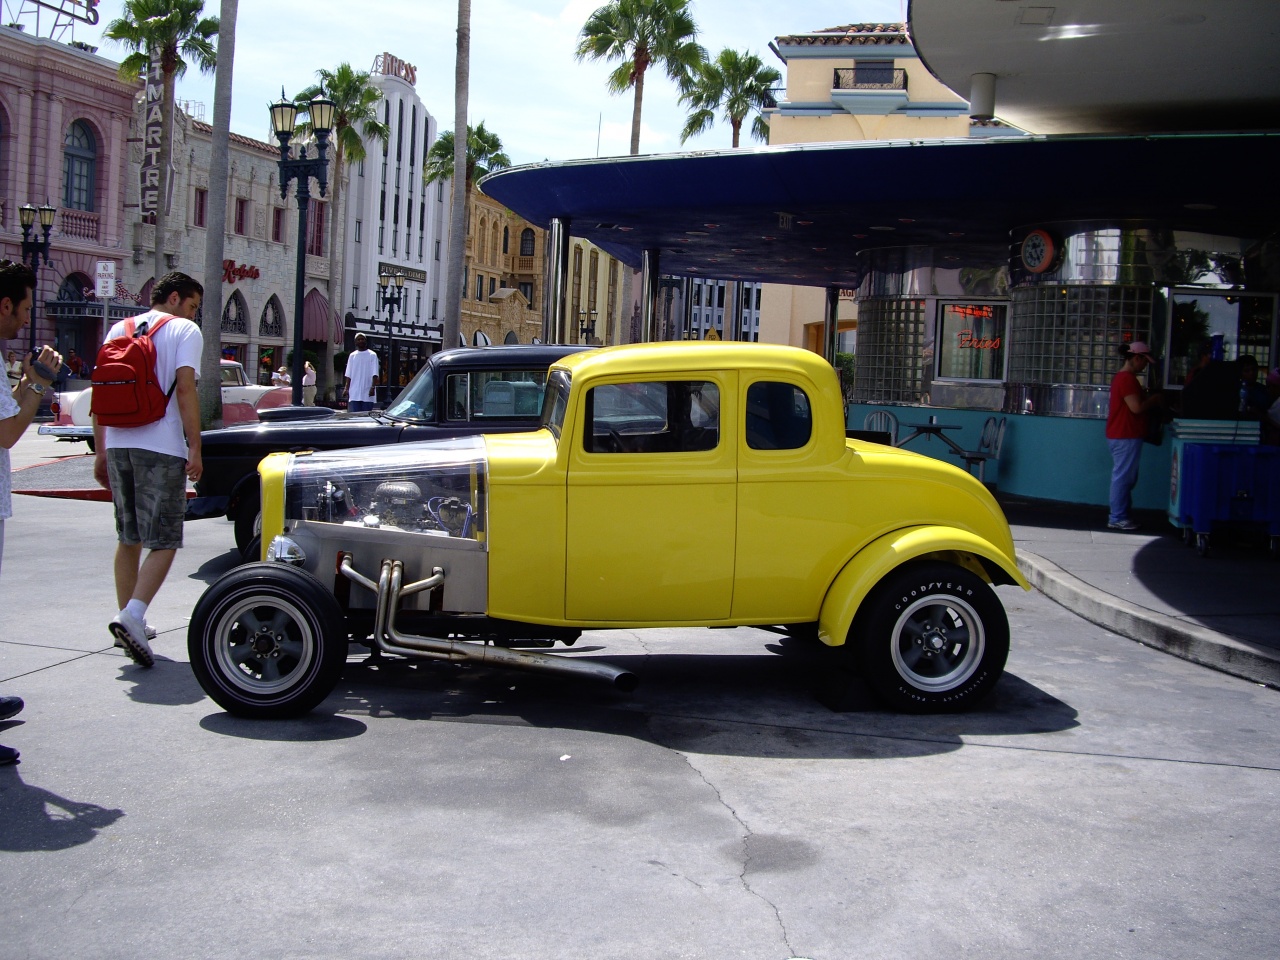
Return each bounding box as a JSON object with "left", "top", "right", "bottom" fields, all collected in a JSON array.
[{"left": 139, "top": 54, "right": 163, "bottom": 223}]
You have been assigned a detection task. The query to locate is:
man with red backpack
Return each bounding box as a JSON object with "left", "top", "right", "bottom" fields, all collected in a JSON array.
[{"left": 92, "top": 272, "right": 204, "bottom": 667}]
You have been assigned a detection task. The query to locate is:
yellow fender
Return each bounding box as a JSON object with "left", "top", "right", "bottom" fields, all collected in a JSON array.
[
  {"left": 257, "top": 451, "right": 292, "bottom": 561},
  {"left": 817, "top": 525, "right": 1029, "bottom": 647}
]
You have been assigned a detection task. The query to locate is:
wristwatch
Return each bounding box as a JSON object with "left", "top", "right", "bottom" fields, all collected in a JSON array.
[{"left": 27, "top": 382, "right": 46, "bottom": 396}]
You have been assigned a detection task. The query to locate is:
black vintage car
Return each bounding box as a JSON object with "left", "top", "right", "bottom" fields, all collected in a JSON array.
[{"left": 192, "top": 344, "right": 588, "bottom": 556}]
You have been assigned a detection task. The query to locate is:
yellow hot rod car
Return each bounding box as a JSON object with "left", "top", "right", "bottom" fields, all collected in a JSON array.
[{"left": 188, "top": 342, "right": 1028, "bottom": 718}]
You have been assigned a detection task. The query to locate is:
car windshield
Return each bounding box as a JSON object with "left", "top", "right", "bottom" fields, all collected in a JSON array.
[
  {"left": 384, "top": 366, "right": 436, "bottom": 422},
  {"left": 541, "top": 370, "right": 571, "bottom": 438}
]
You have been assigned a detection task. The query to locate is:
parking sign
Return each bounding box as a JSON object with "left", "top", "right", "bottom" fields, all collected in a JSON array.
[{"left": 94, "top": 260, "right": 115, "bottom": 299}]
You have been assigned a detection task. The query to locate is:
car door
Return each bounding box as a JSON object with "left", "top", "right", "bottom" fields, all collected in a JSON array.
[{"left": 565, "top": 374, "right": 736, "bottom": 622}]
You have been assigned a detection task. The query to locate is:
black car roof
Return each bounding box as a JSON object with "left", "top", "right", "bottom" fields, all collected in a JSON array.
[{"left": 428, "top": 344, "right": 591, "bottom": 372}]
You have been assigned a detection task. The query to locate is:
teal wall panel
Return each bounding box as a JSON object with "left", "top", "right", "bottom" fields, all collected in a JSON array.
[{"left": 847, "top": 404, "right": 1172, "bottom": 509}]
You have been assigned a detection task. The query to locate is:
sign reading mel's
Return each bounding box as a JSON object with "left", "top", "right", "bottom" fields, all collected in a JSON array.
[{"left": 378, "top": 52, "right": 417, "bottom": 86}]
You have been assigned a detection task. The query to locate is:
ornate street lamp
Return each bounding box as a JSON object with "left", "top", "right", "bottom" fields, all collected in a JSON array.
[
  {"left": 578, "top": 308, "right": 597, "bottom": 345},
  {"left": 270, "top": 89, "right": 334, "bottom": 406},
  {"left": 377, "top": 270, "right": 406, "bottom": 402},
  {"left": 19, "top": 201, "right": 56, "bottom": 352}
]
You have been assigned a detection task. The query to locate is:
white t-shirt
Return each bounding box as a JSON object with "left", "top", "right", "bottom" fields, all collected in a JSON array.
[
  {"left": 0, "top": 382, "right": 19, "bottom": 519},
  {"left": 345, "top": 349, "right": 379, "bottom": 402},
  {"left": 101, "top": 310, "right": 204, "bottom": 460}
]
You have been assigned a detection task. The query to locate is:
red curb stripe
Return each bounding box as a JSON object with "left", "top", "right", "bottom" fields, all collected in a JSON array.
[
  {"left": 13, "top": 453, "right": 92, "bottom": 472},
  {"left": 14, "top": 489, "right": 196, "bottom": 502}
]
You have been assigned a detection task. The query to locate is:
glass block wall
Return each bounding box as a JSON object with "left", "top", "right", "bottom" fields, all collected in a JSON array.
[
  {"left": 851, "top": 298, "right": 927, "bottom": 403},
  {"left": 1007, "top": 285, "right": 1154, "bottom": 387}
]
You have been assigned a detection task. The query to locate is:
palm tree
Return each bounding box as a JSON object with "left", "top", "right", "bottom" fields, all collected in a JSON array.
[
  {"left": 679, "top": 48, "right": 781, "bottom": 148},
  {"left": 576, "top": 0, "right": 705, "bottom": 157},
  {"left": 443, "top": 0, "right": 471, "bottom": 353},
  {"left": 294, "top": 65, "right": 389, "bottom": 399},
  {"left": 105, "top": 0, "right": 218, "bottom": 284},
  {"left": 197, "top": 0, "right": 236, "bottom": 428},
  {"left": 423, "top": 123, "right": 511, "bottom": 199},
  {"left": 425, "top": 122, "right": 509, "bottom": 349}
]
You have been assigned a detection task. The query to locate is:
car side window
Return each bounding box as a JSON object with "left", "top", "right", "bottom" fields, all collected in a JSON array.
[
  {"left": 745, "top": 381, "right": 812, "bottom": 450},
  {"left": 444, "top": 370, "right": 548, "bottom": 421},
  {"left": 586, "top": 380, "right": 719, "bottom": 453}
]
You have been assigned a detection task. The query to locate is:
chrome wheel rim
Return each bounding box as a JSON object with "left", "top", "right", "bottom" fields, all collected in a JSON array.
[
  {"left": 213, "top": 594, "right": 316, "bottom": 695},
  {"left": 890, "top": 593, "right": 985, "bottom": 692}
]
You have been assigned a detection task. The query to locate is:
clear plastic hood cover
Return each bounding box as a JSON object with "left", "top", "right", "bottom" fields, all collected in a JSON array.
[{"left": 284, "top": 436, "right": 487, "bottom": 540}]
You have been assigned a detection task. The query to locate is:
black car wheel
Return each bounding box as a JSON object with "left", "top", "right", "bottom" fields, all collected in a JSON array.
[
  {"left": 233, "top": 496, "right": 262, "bottom": 559},
  {"left": 852, "top": 561, "right": 1008, "bottom": 713},
  {"left": 188, "top": 563, "right": 348, "bottom": 718}
]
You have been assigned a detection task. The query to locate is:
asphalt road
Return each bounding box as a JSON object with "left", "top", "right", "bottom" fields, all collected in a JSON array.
[{"left": 1, "top": 457, "right": 1277, "bottom": 959}]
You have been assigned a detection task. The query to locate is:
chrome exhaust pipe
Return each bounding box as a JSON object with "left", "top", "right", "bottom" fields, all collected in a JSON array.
[{"left": 339, "top": 556, "right": 638, "bottom": 692}]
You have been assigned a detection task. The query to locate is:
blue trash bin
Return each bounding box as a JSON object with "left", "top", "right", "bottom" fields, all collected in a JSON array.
[{"left": 1169, "top": 441, "right": 1280, "bottom": 558}]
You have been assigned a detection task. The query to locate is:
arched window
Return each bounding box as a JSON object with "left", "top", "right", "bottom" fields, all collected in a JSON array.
[
  {"left": 260, "top": 297, "right": 284, "bottom": 338},
  {"left": 58, "top": 274, "right": 92, "bottom": 302},
  {"left": 491, "top": 229, "right": 500, "bottom": 265},
  {"left": 519, "top": 228, "right": 535, "bottom": 257},
  {"left": 63, "top": 120, "right": 96, "bottom": 211},
  {"left": 221, "top": 292, "right": 247, "bottom": 335},
  {"left": 502, "top": 226, "right": 509, "bottom": 255}
]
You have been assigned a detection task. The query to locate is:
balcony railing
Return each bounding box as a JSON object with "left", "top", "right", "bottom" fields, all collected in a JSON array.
[
  {"left": 833, "top": 68, "right": 907, "bottom": 92},
  {"left": 59, "top": 208, "right": 100, "bottom": 242}
]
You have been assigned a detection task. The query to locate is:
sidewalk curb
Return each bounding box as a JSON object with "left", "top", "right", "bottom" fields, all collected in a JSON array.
[{"left": 1017, "top": 550, "right": 1280, "bottom": 689}]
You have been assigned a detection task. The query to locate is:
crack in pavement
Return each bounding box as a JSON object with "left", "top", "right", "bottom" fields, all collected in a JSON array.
[{"left": 676, "top": 750, "right": 797, "bottom": 959}]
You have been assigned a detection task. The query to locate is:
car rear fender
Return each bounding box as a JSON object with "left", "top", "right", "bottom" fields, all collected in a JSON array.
[
  {"left": 227, "top": 470, "right": 261, "bottom": 519},
  {"left": 816, "top": 525, "right": 1028, "bottom": 647}
]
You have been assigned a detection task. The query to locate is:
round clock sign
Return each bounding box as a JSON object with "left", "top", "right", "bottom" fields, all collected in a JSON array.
[{"left": 1020, "top": 229, "right": 1057, "bottom": 274}]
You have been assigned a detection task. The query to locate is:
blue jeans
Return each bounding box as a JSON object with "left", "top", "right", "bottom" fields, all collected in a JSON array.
[
  {"left": 347, "top": 400, "right": 375, "bottom": 413},
  {"left": 1107, "top": 438, "right": 1143, "bottom": 524}
]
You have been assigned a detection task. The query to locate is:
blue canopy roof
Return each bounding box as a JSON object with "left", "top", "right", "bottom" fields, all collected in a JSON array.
[{"left": 480, "top": 133, "right": 1280, "bottom": 288}]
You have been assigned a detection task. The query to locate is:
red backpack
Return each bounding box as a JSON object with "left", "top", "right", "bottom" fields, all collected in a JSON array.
[{"left": 90, "top": 314, "right": 175, "bottom": 428}]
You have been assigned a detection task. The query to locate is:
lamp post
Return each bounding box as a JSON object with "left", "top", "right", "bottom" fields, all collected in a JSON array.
[
  {"left": 19, "top": 202, "right": 56, "bottom": 353},
  {"left": 578, "top": 308, "right": 597, "bottom": 345},
  {"left": 377, "top": 270, "right": 406, "bottom": 403},
  {"left": 270, "top": 89, "right": 335, "bottom": 407}
]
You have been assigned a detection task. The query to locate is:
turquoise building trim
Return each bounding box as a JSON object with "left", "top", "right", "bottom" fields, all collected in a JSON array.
[{"left": 847, "top": 403, "right": 1173, "bottom": 511}]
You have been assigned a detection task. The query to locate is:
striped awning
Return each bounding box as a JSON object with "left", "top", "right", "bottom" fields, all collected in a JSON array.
[{"left": 301, "top": 288, "right": 340, "bottom": 343}]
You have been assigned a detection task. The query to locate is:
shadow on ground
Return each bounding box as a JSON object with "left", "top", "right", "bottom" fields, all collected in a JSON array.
[
  {"left": 187, "top": 635, "right": 1079, "bottom": 761},
  {"left": 0, "top": 761, "right": 125, "bottom": 852}
]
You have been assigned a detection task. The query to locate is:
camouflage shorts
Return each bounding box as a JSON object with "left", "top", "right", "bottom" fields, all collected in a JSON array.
[{"left": 107, "top": 448, "right": 187, "bottom": 550}]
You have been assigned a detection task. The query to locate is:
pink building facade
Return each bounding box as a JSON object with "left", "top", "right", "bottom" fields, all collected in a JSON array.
[{"left": 0, "top": 26, "right": 137, "bottom": 362}]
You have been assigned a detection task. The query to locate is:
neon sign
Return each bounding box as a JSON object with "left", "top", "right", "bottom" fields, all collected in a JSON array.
[{"left": 957, "top": 328, "right": 1001, "bottom": 350}]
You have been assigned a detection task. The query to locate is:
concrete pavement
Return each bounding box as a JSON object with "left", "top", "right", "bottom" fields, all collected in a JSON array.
[{"left": 1, "top": 432, "right": 1278, "bottom": 959}]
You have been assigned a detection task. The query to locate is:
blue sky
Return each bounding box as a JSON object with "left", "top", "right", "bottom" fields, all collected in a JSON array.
[{"left": 65, "top": 0, "right": 904, "bottom": 165}]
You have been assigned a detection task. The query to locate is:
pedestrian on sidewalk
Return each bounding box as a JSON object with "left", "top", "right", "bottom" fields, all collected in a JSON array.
[
  {"left": 343, "top": 334, "right": 379, "bottom": 413},
  {"left": 0, "top": 259, "right": 62, "bottom": 764},
  {"left": 1106, "top": 341, "right": 1164, "bottom": 531},
  {"left": 92, "top": 272, "right": 204, "bottom": 668},
  {"left": 302, "top": 360, "right": 317, "bottom": 406}
]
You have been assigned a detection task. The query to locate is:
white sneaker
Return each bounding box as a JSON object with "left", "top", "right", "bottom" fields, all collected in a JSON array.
[
  {"left": 113, "top": 622, "right": 157, "bottom": 648},
  {"left": 109, "top": 610, "right": 155, "bottom": 668}
]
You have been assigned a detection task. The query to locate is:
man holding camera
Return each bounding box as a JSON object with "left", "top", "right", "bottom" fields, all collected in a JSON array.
[
  {"left": 92, "top": 272, "right": 204, "bottom": 669},
  {"left": 0, "top": 260, "right": 61, "bottom": 764}
]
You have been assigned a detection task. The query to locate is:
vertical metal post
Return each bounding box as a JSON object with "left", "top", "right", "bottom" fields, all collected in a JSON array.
[
  {"left": 291, "top": 180, "right": 310, "bottom": 407},
  {"left": 824, "top": 286, "right": 840, "bottom": 365},
  {"left": 640, "top": 248, "right": 659, "bottom": 342},
  {"left": 545, "top": 217, "right": 570, "bottom": 343}
]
